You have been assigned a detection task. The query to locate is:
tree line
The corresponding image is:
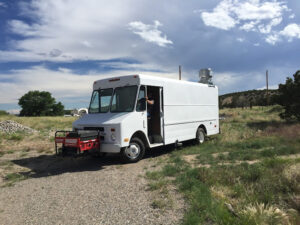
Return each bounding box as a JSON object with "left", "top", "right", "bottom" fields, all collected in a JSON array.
[
  {"left": 219, "top": 70, "right": 300, "bottom": 121},
  {"left": 219, "top": 89, "right": 278, "bottom": 109}
]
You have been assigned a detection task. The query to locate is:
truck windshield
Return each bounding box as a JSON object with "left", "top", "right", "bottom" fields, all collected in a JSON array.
[
  {"left": 111, "top": 86, "right": 138, "bottom": 112},
  {"left": 89, "top": 88, "right": 113, "bottom": 113}
]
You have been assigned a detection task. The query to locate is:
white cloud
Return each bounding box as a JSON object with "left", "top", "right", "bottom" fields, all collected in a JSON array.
[
  {"left": 258, "top": 17, "right": 282, "bottom": 34},
  {"left": 265, "top": 34, "right": 280, "bottom": 45},
  {"left": 264, "top": 23, "right": 300, "bottom": 45},
  {"left": 3, "top": 0, "right": 149, "bottom": 62},
  {"left": 0, "top": 50, "right": 72, "bottom": 62},
  {"left": 200, "top": 0, "right": 291, "bottom": 43},
  {"left": 201, "top": 0, "right": 237, "bottom": 30},
  {"left": 240, "top": 21, "right": 259, "bottom": 32},
  {"left": 237, "top": 38, "right": 245, "bottom": 42},
  {"left": 8, "top": 20, "right": 40, "bottom": 36},
  {"left": 280, "top": 23, "right": 300, "bottom": 40},
  {"left": 128, "top": 20, "right": 173, "bottom": 47},
  {"left": 232, "top": 0, "right": 287, "bottom": 21},
  {"left": 98, "top": 61, "right": 165, "bottom": 72},
  {"left": 289, "top": 14, "right": 295, "bottom": 19},
  {"left": 3, "top": 0, "right": 175, "bottom": 64}
]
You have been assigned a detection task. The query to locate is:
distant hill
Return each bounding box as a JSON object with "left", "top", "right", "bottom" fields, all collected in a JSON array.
[{"left": 219, "top": 89, "right": 278, "bottom": 108}]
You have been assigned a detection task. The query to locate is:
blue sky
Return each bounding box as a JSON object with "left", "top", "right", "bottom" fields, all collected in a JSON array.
[{"left": 0, "top": 0, "right": 299, "bottom": 112}]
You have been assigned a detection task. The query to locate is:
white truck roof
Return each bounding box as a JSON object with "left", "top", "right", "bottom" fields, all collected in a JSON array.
[{"left": 93, "top": 74, "right": 215, "bottom": 90}]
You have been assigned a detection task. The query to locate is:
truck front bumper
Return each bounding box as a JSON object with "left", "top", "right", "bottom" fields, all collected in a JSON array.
[{"left": 100, "top": 143, "right": 121, "bottom": 153}]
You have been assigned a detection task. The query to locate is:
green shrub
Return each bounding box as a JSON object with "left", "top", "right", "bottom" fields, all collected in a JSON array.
[
  {"left": 7, "top": 133, "right": 24, "bottom": 141},
  {"left": 145, "top": 171, "right": 163, "bottom": 180},
  {"left": 0, "top": 110, "right": 9, "bottom": 115},
  {"left": 4, "top": 173, "right": 28, "bottom": 186},
  {"left": 18, "top": 90, "right": 64, "bottom": 116},
  {"left": 277, "top": 70, "right": 300, "bottom": 121}
]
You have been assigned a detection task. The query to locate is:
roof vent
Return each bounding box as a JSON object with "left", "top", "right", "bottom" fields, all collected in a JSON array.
[{"left": 199, "top": 68, "right": 213, "bottom": 85}]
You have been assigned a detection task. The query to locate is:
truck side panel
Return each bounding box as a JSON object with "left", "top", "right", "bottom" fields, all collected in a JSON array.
[{"left": 163, "top": 81, "right": 218, "bottom": 144}]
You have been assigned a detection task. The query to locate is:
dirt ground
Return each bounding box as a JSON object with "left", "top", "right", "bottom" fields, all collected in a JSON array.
[{"left": 0, "top": 151, "right": 185, "bottom": 225}]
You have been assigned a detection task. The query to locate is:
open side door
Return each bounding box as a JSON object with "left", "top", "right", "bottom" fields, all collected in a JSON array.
[
  {"left": 160, "top": 87, "right": 165, "bottom": 144},
  {"left": 146, "top": 86, "right": 164, "bottom": 144}
]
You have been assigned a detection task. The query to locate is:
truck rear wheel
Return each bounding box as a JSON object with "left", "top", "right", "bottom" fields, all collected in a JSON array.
[
  {"left": 195, "top": 127, "right": 205, "bottom": 144},
  {"left": 121, "top": 137, "right": 145, "bottom": 163}
]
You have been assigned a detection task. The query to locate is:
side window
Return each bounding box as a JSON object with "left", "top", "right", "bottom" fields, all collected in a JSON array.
[
  {"left": 136, "top": 86, "right": 146, "bottom": 112},
  {"left": 89, "top": 91, "right": 99, "bottom": 113}
]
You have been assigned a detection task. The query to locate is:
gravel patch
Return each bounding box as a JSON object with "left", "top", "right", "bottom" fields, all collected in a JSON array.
[
  {"left": 0, "top": 156, "right": 184, "bottom": 225},
  {"left": 0, "top": 120, "right": 36, "bottom": 134}
]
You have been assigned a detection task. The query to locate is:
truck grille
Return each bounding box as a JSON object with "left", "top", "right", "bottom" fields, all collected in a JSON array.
[{"left": 84, "top": 127, "right": 104, "bottom": 132}]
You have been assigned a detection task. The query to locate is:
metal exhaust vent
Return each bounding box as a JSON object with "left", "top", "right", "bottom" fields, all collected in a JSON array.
[{"left": 199, "top": 68, "right": 213, "bottom": 85}]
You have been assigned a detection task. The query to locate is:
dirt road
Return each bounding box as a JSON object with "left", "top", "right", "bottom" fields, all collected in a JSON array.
[{"left": 0, "top": 153, "right": 184, "bottom": 225}]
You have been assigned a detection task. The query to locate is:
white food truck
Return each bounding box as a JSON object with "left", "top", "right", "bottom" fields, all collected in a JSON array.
[{"left": 57, "top": 74, "right": 219, "bottom": 162}]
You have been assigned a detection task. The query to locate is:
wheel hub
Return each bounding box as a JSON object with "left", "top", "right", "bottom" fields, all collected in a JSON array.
[
  {"left": 125, "top": 144, "right": 140, "bottom": 159},
  {"left": 198, "top": 131, "right": 205, "bottom": 143}
]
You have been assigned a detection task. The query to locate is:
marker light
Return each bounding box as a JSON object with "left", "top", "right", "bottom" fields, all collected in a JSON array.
[{"left": 109, "top": 78, "right": 120, "bottom": 82}]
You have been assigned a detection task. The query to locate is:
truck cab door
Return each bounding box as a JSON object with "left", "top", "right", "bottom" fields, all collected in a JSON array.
[{"left": 136, "top": 86, "right": 147, "bottom": 132}]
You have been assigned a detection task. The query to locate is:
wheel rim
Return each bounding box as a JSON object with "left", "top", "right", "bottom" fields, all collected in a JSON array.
[
  {"left": 124, "top": 143, "right": 140, "bottom": 159},
  {"left": 198, "top": 130, "right": 205, "bottom": 143}
]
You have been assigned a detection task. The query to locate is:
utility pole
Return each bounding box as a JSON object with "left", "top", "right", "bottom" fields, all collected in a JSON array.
[
  {"left": 266, "top": 70, "right": 269, "bottom": 106},
  {"left": 179, "top": 65, "right": 181, "bottom": 80}
]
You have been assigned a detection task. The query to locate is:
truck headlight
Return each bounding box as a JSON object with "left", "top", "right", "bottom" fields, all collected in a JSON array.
[{"left": 111, "top": 133, "right": 116, "bottom": 141}]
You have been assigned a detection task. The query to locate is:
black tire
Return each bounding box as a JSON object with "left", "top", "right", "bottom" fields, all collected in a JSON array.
[
  {"left": 121, "top": 137, "right": 145, "bottom": 163},
  {"left": 195, "top": 127, "right": 206, "bottom": 144}
]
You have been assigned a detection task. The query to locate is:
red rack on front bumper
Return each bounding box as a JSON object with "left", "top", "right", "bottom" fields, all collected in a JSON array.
[{"left": 55, "top": 131, "right": 100, "bottom": 155}]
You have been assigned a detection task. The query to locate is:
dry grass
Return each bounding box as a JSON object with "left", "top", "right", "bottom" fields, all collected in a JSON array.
[
  {"left": 283, "top": 163, "right": 300, "bottom": 191},
  {"left": 264, "top": 124, "right": 300, "bottom": 139},
  {"left": 210, "top": 185, "right": 233, "bottom": 202},
  {"left": 240, "top": 203, "right": 297, "bottom": 225},
  {"left": 0, "top": 115, "right": 77, "bottom": 186},
  {"left": 221, "top": 106, "right": 282, "bottom": 123},
  {"left": 219, "top": 106, "right": 283, "bottom": 143},
  {"left": 0, "top": 115, "right": 76, "bottom": 131}
]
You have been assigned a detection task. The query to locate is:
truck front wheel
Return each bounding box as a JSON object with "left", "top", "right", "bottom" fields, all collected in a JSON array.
[{"left": 121, "top": 137, "right": 145, "bottom": 163}]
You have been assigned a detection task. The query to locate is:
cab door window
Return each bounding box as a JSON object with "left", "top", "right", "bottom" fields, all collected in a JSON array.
[{"left": 136, "top": 86, "right": 146, "bottom": 112}]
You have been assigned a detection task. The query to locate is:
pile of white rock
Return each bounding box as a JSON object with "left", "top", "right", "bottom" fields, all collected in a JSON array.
[{"left": 0, "top": 120, "right": 36, "bottom": 134}]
